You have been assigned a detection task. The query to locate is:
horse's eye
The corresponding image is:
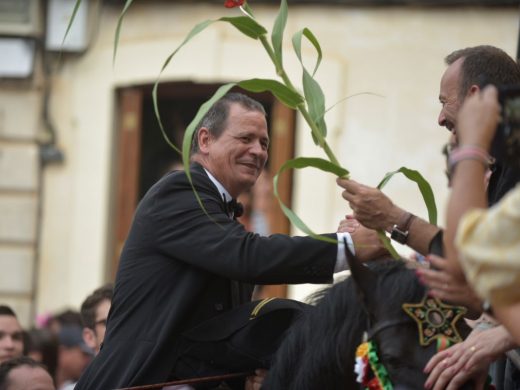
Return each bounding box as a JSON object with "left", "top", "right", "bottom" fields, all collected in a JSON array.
[{"left": 382, "top": 355, "right": 403, "bottom": 370}]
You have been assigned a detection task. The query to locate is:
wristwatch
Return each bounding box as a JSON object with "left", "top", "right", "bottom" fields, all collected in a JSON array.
[{"left": 390, "top": 212, "right": 414, "bottom": 244}]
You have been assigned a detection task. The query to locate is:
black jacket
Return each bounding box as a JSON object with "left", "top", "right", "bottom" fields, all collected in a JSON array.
[{"left": 76, "top": 164, "right": 337, "bottom": 389}]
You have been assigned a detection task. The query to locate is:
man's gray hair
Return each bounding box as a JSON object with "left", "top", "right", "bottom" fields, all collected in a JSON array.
[{"left": 191, "top": 92, "right": 266, "bottom": 154}]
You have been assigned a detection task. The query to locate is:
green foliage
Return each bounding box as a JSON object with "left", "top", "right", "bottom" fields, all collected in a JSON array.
[
  {"left": 239, "top": 79, "right": 303, "bottom": 108},
  {"left": 65, "top": 0, "right": 438, "bottom": 252},
  {"left": 274, "top": 157, "right": 348, "bottom": 243},
  {"left": 377, "top": 167, "right": 438, "bottom": 225},
  {"left": 113, "top": 0, "right": 136, "bottom": 65},
  {"left": 292, "top": 28, "right": 327, "bottom": 145},
  {"left": 220, "top": 16, "right": 267, "bottom": 39},
  {"left": 181, "top": 83, "right": 237, "bottom": 223},
  {"left": 271, "top": 0, "right": 288, "bottom": 68},
  {"left": 63, "top": 1, "right": 83, "bottom": 48}
]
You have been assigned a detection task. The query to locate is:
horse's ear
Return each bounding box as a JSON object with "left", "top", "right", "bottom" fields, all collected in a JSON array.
[{"left": 344, "top": 238, "right": 379, "bottom": 311}]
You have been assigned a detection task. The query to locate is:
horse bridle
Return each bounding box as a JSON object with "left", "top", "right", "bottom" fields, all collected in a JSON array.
[{"left": 366, "top": 315, "right": 414, "bottom": 341}]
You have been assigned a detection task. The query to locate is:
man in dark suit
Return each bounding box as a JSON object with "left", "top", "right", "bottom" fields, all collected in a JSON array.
[{"left": 76, "top": 92, "right": 384, "bottom": 389}]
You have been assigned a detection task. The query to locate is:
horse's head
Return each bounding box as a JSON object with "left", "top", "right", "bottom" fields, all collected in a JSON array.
[
  {"left": 263, "top": 245, "right": 472, "bottom": 390},
  {"left": 346, "top": 247, "right": 470, "bottom": 389}
]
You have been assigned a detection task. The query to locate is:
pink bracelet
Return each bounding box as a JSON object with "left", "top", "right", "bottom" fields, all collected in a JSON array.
[{"left": 448, "top": 145, "right": 492, "bottom": 173}]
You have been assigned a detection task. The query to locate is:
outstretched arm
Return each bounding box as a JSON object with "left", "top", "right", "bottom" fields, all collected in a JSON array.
[{"left": 336, "top": 179, "right": 441, "bottom": 255}]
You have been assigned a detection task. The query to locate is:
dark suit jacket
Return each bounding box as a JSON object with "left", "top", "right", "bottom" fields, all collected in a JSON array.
[{"left": 76, "top": 163, "right": 337, "bottom": 389}]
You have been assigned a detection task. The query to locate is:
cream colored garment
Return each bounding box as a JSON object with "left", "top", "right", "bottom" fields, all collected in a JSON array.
[{"left": 456, "top": 183, "right": 520, "bottom": 306}]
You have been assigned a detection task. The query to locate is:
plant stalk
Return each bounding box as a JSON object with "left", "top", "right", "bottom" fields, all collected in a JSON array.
[{"left": 258, "top": 35, "right": 343, "bottom": 172}]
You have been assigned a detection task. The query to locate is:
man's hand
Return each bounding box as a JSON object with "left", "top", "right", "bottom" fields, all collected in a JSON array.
[
  {"left": 336, "top": 179, "right": 402, "bottom": 231},
  {"left": 424, "top": 325, "right": 516, "bottom": 389},
  {"left": 416, "top": 254, "right": 482, "bottom": 318},
  {"left": 338, "top": 215, "right": 389, "bottom": 261},
  {"left": 245, "top": 369, "right": 268, "bottom": 390},
  {"left": 337, "top": 214, "right": 360, "bottom": 233},
  {"left": 457, "top": 85, "right": 500, "bottom": 150}
]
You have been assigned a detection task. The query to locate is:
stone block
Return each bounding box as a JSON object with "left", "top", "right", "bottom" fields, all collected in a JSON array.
[
  {"left": 0, "top": 246, "right": 34, "bottom": 294},
  {"left": 0, "top": 90, "right": 42, "bottom": 141},
  {"left": 0, "top": 195, "right": 38, "bottom": 243},
  {"left": 0, "top": 143, "right": 38, "bottom": 191}
]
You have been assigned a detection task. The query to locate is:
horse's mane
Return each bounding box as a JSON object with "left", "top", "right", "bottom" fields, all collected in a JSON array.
[{"left": 264, "top": 259, "right": 425, "bottom": 390}]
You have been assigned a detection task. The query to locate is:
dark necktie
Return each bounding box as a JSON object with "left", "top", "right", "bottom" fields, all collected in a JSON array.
[{"left": 226, "top": 199, "right": 244, "bottom": 218}]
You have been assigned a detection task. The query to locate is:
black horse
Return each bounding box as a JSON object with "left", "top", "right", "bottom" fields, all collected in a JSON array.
[{"left": 263, "top": 254, "right": 472, "bottom": 390}]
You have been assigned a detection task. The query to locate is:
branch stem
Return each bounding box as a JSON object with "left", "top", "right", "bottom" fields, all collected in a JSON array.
[{"left": 258, "top": 35, "right": 343, "bottom": 173}]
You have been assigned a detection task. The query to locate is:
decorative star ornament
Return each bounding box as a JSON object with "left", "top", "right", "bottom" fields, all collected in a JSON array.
[{"left": 402, "top": 295, "right": 467, "bottom": 347}]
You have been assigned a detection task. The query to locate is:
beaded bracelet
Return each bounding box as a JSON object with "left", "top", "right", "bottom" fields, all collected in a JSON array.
[{"left": 448, "top": 145, "right": 492, "bottom": 173}]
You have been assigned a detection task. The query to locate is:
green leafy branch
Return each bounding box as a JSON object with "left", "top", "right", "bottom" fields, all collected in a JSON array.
[{"left": 67, "top": 0, "right": 437, "bottom": 258}]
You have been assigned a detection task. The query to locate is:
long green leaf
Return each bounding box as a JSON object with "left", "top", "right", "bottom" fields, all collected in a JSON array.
[
  {"left": 377, "top": 167, "right": 438, "bottom": 225},
  {"left": 271, "top": 0, "right": 288, "bottom": 68},
  {"left": 181, "top": 83, "right": 237, "bottom": 176},
  {"left": 152, "top": 19, "right": 215, "bottom": 154},
  {"left": 239, "top": 78, "right": 303, "bottom": 108},
  {"left": 220, "top": 16, "right": 267, "bottom": 39},
  {"left": 62, "top": 0, "right": 83, "bottom": 48},
  {"left": 302, "top": 69, "right": 327, "bottom": 142},
  {"left": 242, "top": 2, "right": 256, "bottom": 17},
  {"left": 377, "top": 231, "right": 401, "bottom": 259},
  {"left": 324, "top": 92, "right": 385, "bottom": 115},
  {"left": 274, "top": 157, "right": 348, "bottom": 243},
  {"left": 181, "top": 83, "right": 237, "bottom": 224},
  {"left": 292, "top": 29, "right": 327, "bottom": 143},
  {"left": 152, "top": 15, "right": 268, "bottom": 151},
  {"left": 292, "top": 28, "right": 322, "bottom": 76},
  {"left": 113, "top": 0, "right": 135, "bottom": 65}
]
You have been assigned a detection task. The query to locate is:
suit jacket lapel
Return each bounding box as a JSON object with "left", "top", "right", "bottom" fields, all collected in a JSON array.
[{"left": 190, "top": 162, "right": 253, "bottom": 306}]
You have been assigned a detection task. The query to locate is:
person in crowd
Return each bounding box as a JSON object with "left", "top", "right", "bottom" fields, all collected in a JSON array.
[
  {"left": 79, "top": 284, "right": 113, "bottom": 355},
  {"left": 337, "top": 46, "right": 520, "bottom": 389},
  {"left": 55, "top": 326, "right": 92, "bottom": 390},
  {"left": 25, "top": 328, "right": 59, "bottom": 381},
  {"left": 0, "top": 356, "right": 55, "bottom": 390},
  {"left": 56, "top": 285, "right": 114, "bottom": 390},
  {"left": 45, "top": 310, "right": 83, "bottom": 337},
  {"left": 0, "top": 306, "right": 24, "bottom": 364},
  {"left": 76, "top": 92, "right": 385, "bottom": 389}
]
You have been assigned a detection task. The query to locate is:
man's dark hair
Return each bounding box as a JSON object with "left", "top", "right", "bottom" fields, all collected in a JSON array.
[
  {"left": 0, "top": 306, "right": 16, "bottom": 318},
  {"left": 51, "top": 309, "right": 82, "bottom": 329},
  {"left": 80, "top": 284, "right": 114, "bottom": 330},
  {"left": 0, "top": 356, "right": 47, "bottom": 390},
  {"left": 25, "top": 328, "right": 58, "bottom": 380},
  {"left": 190, "top": 92, "right": 266, "bottom": 154},
  {"left": 445, "top": 45, "right": 520, "bottom": 100}
]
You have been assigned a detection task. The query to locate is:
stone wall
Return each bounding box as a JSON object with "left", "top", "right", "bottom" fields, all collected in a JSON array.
[{"left": 0, "top": 83, "right": 43, "bottom": 326}]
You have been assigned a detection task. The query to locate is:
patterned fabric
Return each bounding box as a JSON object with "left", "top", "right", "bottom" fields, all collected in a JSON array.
[{"left": 456, "top": 184, "right": 520, "bottom": 306}]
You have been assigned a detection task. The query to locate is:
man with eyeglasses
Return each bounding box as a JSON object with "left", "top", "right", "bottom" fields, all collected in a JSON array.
[{"left": 79, "top": 284, "right": 113, "bottom": 355}]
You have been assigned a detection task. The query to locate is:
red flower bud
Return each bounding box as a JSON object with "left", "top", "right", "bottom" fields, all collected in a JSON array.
[{"left": 224, "top": 0, "right": 245, "bottom": 8}]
